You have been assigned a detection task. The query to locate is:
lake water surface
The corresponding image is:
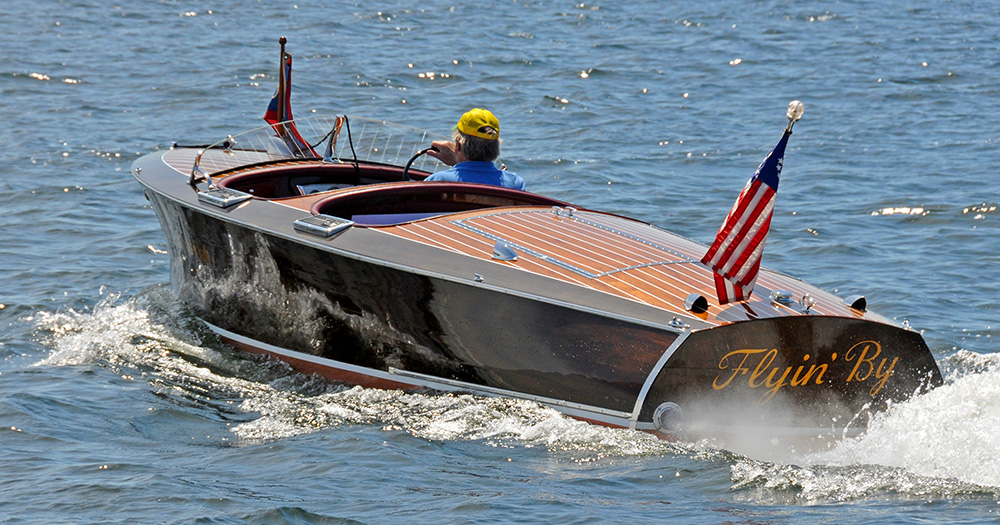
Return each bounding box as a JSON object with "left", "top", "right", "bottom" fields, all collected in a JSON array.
[{"left": 2, "top": 1, "right": 999, "bottom": 523}]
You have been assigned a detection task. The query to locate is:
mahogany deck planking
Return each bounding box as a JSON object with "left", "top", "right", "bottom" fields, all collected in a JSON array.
[{"left": 380, "top": 207, "right": 865, "bottom": 326}]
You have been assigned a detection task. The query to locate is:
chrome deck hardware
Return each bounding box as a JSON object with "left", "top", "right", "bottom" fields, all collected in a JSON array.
[
  {"left": 293, "top": 214, "right": 354, "bottom": 237},
  {"left": 843, "top": 294, "right": 867, "bottom": 312},
  {"left": 669, "top": 317, "right": 690, "bottom": 330},
  {"left": 800, "top": 293, "right": 816, "bottom": 313},
  {"left": 197, "top": 187, "right": 253, "bottom": 208},
  {"left": 683, "top": 293, "right": 708, "bottom": 314},
  {"left": 770, "top": 290, "right": 794, "bottom": 305},
  {"left": 492, "top": 241, "right": 519, "bottom": 261}
]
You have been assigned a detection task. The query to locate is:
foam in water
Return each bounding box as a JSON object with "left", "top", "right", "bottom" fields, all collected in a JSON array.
[
  {"left": 32, "top": 287, "right": 682, "bottom": 459},
  {"left": 32, "top": 288, "right": 1000, "bottom": 501},
  {"left": 807, "top": 351, "right": 1000, "bottom": 487},
  {"left": 730, "top": 350, "right": 1000, "bottom": 502}
]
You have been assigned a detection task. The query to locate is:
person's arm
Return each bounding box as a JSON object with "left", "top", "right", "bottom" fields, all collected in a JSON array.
[{"left": 426, "top": 140, "right": 460, "bottom": 166}]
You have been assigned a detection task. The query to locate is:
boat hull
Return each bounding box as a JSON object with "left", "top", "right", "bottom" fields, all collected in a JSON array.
[
  {"left": 148, "top": 192, "right": 680, "bottom": 423},
  {"left": 140, "top": 178, "right": 941, "bottom": 438}
]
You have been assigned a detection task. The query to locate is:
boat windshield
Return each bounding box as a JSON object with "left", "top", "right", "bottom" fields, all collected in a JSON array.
[{"left": 191, "top": 115, "right": 448, "bottom": 178}]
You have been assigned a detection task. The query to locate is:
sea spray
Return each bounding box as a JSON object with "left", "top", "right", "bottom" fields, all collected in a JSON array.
[{"left": 805, "top": 351, "right": 1000, "bottom": 488}]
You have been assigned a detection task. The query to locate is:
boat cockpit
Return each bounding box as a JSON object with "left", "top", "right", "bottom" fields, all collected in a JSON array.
[
  {"left": 191, "top": 115, "right": 571, "bottom": 226},
  {"left": 214, "top": 160, "right": 570, "bottom": 226}
]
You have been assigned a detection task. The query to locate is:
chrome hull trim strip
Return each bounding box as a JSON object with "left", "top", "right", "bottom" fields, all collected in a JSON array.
[
  {"left": 387, "top": 367, "right": 634, "bottom": 425},
  {"left": 203, "top": 320, "right": 635, "bottom": 428},
  {"left": 203, "top": 320, "right": 408, "bottom": 382},
  {"left": 628, "top": 331, "right": 692, "bottom": 430}
]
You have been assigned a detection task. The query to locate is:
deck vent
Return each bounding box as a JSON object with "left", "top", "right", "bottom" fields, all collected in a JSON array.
[
  {"left": 492, "top": 242, "right": 519, "bottom": 262},
  {"left": 293, "top": 214, "right": 354, "bottom": 237},
  {"left": 843, "top": 294, "right": 867, "bottom": 312},
  {"left": 683, "top": 293, "right": 708, "bottom": 314},
  {"left": 197, "top": 187, "right": 253, "bottom": 208}
]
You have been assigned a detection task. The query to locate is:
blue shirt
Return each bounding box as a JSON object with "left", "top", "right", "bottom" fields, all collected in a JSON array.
[{"left": 424, "top": 161, "right": 526, "bottom": 191}]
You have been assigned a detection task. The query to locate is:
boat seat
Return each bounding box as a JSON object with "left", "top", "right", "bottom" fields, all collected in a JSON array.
[
  {"left": 311, "top": 181, "right": 571, "bottom": 226},
  {"left": 296, "top": 183, "right": 356, "bottom": 195}
]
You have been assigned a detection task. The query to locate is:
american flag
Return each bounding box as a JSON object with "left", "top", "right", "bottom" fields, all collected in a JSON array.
[
  {"left": 263, "top": 47, "right": 315, "bottom": 157},
  {"left": 701, "top": 128, "right": 791, "bottom": 305}
]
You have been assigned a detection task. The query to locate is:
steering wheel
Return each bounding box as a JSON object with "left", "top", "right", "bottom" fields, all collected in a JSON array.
[{"left": 402, "top": 147, "right": 436, "bottom": 181}]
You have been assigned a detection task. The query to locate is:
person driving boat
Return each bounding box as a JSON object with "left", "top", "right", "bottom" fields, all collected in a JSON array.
[{"left": 424, "top": 108, "right": 526, "bottom": 190}]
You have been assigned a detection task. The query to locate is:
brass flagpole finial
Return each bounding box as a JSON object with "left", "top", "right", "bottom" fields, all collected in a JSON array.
[{"left": 785, "top": 100, "right": 804, "bottom": 132}]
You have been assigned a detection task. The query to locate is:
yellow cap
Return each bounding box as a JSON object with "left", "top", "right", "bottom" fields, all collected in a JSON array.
[{"left": 456, "top": 108, "right": 500, "bottom": 140}]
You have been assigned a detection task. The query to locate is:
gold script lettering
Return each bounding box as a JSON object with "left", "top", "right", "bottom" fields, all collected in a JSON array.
[
  {"left": 712, "top": 349, "right": 768, "bottom": 390},
  {"left": 843, "top": 340, "right": 899, "bottom": 396},
  {"left": 791, "top": 363, "right": 827, "bottom": 386},
  {"left": 711, "top": 340, "right": 896, "bottom": 403},
  {"left": 748, "top": 349, "right": 778, "bottom": 388},
  {"left": 760, "top": 362, "right": 793, "bottom": 402},
  {"left": 846, "top": 340, "right": 881, "bottom": 382},
  {"left": 871, "top": 356, "right": 899, "bottom": 395}
]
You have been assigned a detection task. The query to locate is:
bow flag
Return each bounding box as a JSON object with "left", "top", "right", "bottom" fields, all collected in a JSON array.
[
  {"left": 701, "top": 101, "right": 802, "bottom": 305},
  {"left": 263, "top": 38, "right": 316, "bottom": 157}
]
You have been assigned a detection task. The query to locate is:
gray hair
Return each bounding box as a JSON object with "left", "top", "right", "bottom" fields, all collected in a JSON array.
[{"left": 453, "top": 129, "right": 501, "bottom": 162}]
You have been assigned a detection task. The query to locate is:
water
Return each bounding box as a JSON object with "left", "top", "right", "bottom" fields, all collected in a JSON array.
[{"left": 2, "top": 0, "right": 999, "bottom": 522}]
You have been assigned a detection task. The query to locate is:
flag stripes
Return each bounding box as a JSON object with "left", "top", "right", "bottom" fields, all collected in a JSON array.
[
  {"left": 263, "top": 50, "right": 316, "bottom": 157},
  {"left": 701, "top": 129, "right": 790, "bottom": 305}
]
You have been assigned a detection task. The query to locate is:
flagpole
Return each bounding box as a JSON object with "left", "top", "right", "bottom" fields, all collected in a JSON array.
[
  {"left": 277, "top": 36, "right": 288, "bottom": 123},
  {"left": 701, "top": 100, "right": 805, "bottom": 306}
]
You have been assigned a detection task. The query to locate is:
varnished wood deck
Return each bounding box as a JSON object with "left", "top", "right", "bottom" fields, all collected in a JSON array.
[{"left": 378, "top": 207, "right": 865, "bottom": 326}]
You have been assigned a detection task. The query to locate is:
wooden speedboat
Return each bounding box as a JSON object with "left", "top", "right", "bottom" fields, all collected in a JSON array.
[{"left": 131, "top": 41, "right": 941, "bottom": 445}]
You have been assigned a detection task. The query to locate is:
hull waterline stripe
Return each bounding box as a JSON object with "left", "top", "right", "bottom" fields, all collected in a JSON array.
[
  {"left": 202, "top": 320, "right": 636, "bottom": 428},
  {"left": 387, "top": 367, "right": 634, "bottom": 421}
]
